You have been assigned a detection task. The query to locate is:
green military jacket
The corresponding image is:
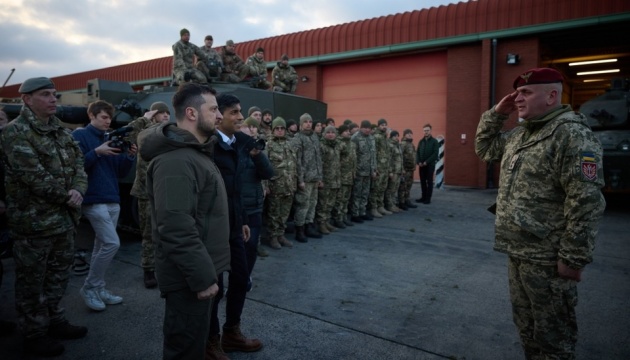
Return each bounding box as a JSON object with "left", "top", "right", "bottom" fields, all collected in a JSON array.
[
  {"left": 401, "top": 138, "right": 416, "bottom": 171},
  {"left": 172, "top": 40, "right": 208, "bottom": 76},
  {"left": 246, "top": 54, "right": 267, "bottom": 78},
  {"left": 475, "top": 105, "right": 605, "bottom": 269},
  {"left": 266, "top": 135, "right": 297, "bottom": 195},
  {"left": 351, "top": 132, "right": 376, "bottom": 177},
  {"left": 271, "top": 62, "right": 298, "bottom": 92},
  {"left": 373, "top": 128, "right": 390, "bottom": 172},
  {"left": 127, "top": 116, "right": 158, "bottom": 199},
  {"left": 320, "top": 137, "right": 341, "bottom": 189},
  {"left": 0, "top": 106, "right": 88, "bottom": 237},
  {"left": 388, "top": 138, "right": 403, "bottom": 175},
  {"left": 338, "top": 137, "right": 357, "bottom": 186},
  {"left": 292, "top": 130, "right": 323, "bottom": 184}
]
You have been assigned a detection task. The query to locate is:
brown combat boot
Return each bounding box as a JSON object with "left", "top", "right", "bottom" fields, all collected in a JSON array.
[
  {"left": 318, "top": 222, "right": 331, "bottom": 235},
  {"left": 370, "top": 208, "right": 383, "bottom": 218},
  {"left": 268, "top": 236, "right": 281, "bottom": 250},
  {"left": 326, "top": 221, "right": 338, "bottom": 232},
  {"left": 378, "top": 206, "right": 392, "bottom": 215},
  {"left": 221, "top": 323, "right": 263, "bottom": 353},
  {"left": 205, "top": 334, "right": 229, "bottom": 360},
  {"left": 277, "top": 235, "right": 293, "bottom": 248}
]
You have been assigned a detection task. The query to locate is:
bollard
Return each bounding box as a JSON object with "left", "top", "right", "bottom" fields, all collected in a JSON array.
[{"left": 435, "top": 136, "right": 445, "bottom": 189}]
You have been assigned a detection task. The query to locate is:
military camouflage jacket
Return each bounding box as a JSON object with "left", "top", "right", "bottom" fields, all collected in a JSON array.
[
  {"left": 401, "top": 138, "right": 416, "bottom": 171},
  {"left": 266, "top": 135, "right": 297, "bottom": 195},
  {"left": 320, "top": 137, "right": 341, "bottom": 189},
  {"left": 373, "top": 129, "right": 390, "bottom": 172},
  {"left": 0, "top": 106, "right": 87, "bottom": 237},
  {"left": 172, "top": 40, "right": 208, "bottom": 73},
  {"left": 338, "top": 137, "right": 357, "bottom": 185},
  {"left": 127, "top": 116, "right": 158, "bottom": 199},
  {"left": 351, "top": 132, "right": 376, "bottom": 177},
  {"left": 475, "top": 105, "right": 605, "bottom": 268},
  {"left": 388, "top": 139, "right": 403, "bottom": 175},
  {"left": 246, "top": 54, "right": 268, "bottom": 78},
  {"left": 271, "top": 63, "right": 298, "bottom": 91},
  {"left": 292, "top": 130, "right": 323, "bottom": 183},
  {"left": 199, "top": 46, "right": 223, "bottom": 66},
  {"left": 221, "top": 47, "right": 246, "bottom": 75}
]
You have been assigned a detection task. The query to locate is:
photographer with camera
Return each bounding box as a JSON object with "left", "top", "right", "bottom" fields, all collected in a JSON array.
[{"left": 72, "top": 100, "right": 137, "bottom": 312}]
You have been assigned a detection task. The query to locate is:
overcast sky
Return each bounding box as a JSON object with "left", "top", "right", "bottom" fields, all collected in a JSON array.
[{"left": 0, "top": 0, "right": 462, "bottom": 86}]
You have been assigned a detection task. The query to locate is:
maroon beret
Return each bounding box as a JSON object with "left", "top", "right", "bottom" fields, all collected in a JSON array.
[{"left": 513, "top": 68, "right": 563, "bottom": 89}]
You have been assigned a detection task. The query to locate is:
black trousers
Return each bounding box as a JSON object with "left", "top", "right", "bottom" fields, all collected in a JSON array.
[
  {"left": 163, "top": 288, "right": 213, "bottom": 360},
  {"left": 419, "top": 164, "right": 435, "bottom": 201}
]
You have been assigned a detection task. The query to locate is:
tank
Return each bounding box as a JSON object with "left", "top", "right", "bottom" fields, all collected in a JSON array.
[
  {"left": 1, "top": 79, "right": 328, "bottom": 230},
  {"left": 580, "top": 78, "right": 630, "bottom": 193}
]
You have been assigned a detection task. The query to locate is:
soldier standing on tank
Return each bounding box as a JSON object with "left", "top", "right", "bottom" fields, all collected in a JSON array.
[
  {"left": 172, "top": 28, "right": 211, "bottom": 84},
  {"left": 475, "top": 67, "right": 605, "bottom": 360},
  {"left": 332, "top": 124, "right": 357, "bottom": 228},
  {"left": 398, "top": 129, "right": 418, "bottom": 210},
  {"left": 245, "top": 47, "right": 271, "bottom": 90},
  {"left": 127, "top": 102, "right": 171, "bottom": 288},
  {"left": 0, "top": 77, "right": 88, "bottom": 357},
  {"left": 368, "top": 119, "right": 391, "bottom": 218},
  {"left": 264, "top": 117, "right": 297, "bottom": 249},
  {"left": 384, "top": 130, "right": 403, "bottom": 213},
  {"left": 272, "top": 54, "right": 298, "bottom": 93},
  {"left": 350, "top": 120, "right": 377, "bottom": 223},
  {"left": 292, "top": 113, "right": 324, "bottom": 242},
  {"left": 315, "top": 125, "right": 341, "bottom": 234}
]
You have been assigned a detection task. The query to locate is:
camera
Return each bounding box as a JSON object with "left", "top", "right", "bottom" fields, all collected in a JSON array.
[
  {"left": 245, "top": 138, "right": 266, "bottom": 152},
  {"left": 105, "top": 126, "right": 133, "bottom": 152}
]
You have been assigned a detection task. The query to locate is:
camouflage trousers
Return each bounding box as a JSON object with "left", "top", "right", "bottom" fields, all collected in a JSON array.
[
  {"left": 294, "top": 182, "right": 319, "bottom": 226},
  {"left": 265, "top": 192, "right": 294, "bottom": 237},
  {"left": 384, "top": 175, "right": 402, "bottom": 209},
  {"left": 138, "top": 198, "right": 155, "bottom": 271},
  {"left": 220, "top": 64, "right": 252, "bottom": 83},
  {"left": 13, "top": 230, "right": 75, "bottom": 338},
  {"left": 173, "top": 68, "right": 208, "bottom": 84},
  {"left": 351, "top": 176, "right": 371, "bottom": 217},
  {"left": 398, "top": 169, "right": 414, "bottom": 204},
  {"left": 508, "top": 257, "right": 578, "bottom": 360},
  {"left": 315, "top": 187, "right": 339, "bottom": 223},
  {"left": 332, "top": 184, "right": 353, "bottom": 221},
  {"left": 368, "top": 170, "right": 388, "bottom": 209},
  {"left": 196, "top": 61, "right": 221, "bottom": 79}
]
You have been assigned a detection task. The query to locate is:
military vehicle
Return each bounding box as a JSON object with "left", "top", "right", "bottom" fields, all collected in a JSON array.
[
  {"left": 580, "top": 78, "right": 630, "bottom": 193},
  {"left": 1, "top": 79, "right": 328, "bottom": 230}
]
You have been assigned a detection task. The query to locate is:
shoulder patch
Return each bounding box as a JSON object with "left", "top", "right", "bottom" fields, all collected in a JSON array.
[{"left": 580, "top": 151, "right": 597, "bottom": 181}]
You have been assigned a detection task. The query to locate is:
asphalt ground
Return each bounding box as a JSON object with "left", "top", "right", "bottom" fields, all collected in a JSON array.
[{"left": 1, "top": 185, "right": 629, "bottom": 360}]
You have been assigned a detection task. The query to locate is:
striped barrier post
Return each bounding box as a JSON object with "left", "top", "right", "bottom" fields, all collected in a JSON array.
[{"left": 435, "top": 136, "right": 445, "bottom": 189}]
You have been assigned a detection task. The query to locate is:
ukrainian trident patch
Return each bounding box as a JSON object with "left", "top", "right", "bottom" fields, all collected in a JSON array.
[{"left": 581, "top": 152, "right": 597, "bottom": 181}]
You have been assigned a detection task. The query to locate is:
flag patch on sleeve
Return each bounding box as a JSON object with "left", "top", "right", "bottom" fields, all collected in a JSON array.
[{"left": 581, "top": 152, "right": 597, "bottom": 181}]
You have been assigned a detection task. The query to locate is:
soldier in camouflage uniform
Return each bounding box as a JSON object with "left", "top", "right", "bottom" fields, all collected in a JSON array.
[
  {"left": 220, "top": 40, "right": 254, "bottom": 83},
  {"left": 368, "top": 119, "right": 391, "bottom": 217},
  {"left": 384, "top": 130, "right": 403, "bottom": 213},
  {"left": 258, "top": 109, "right": 273, "bottom": 141},
  {"left": 475, "top": 68, "right": 606, "bottom": 360},
  {"left": 172, "top": 28, "right": 211, "bottom": 84},
  {"left": 264, "top": 117, "right": 297, "bottom": 249},
  {"left": 315, "top": 126, "right": 341, "bottom": 234},
  {"left": 196, "top": 35, "right": 224, "bottom": 79},
  {"left": 245, "top": 47, "right": 272, "bottom": 90},
  {"left": 0, "top": 77, "right": 88, "bottom": 357},
  {"left": 286, "top": 119, "right": 298, "bottom": 139},
  {"left": 127, "top": 102, "right": 171, "bottom": 288},
  {"left": 292, "top": 113, "right": 323, "bottom": 242},
  {"left": 350, "top": 120, "right": 377, "bottom": 223},
  {"left": 332, "top": 124, "right": 356, "bottom": 228},
  {"left": 272, "top": 54, "right": 298, "bottom": 93},
  {"left": 398, "top": 129, "right": 417, "bottom": 210}
]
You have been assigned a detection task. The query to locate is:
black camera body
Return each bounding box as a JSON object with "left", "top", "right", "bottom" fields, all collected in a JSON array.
[
  {"left": 105, "top": 126, "right": 133, "bottom": 152},
  {"left": 245, "top": 138, "right": 266, "bottom": 152}
]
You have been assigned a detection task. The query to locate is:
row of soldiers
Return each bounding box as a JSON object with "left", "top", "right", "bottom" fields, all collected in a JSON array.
[
  {"left": 239, "top": 110, "right": 424, "bottom": 249},
  {"left": 172, "top": 28, "right": 298, "bottom": 93}
]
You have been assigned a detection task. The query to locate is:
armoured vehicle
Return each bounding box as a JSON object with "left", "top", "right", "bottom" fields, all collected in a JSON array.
[
  {"left": 1, "top": 79, "right": 328, "bottom": 229},
  {"left": 580, "top": 78, "right": 630, "bottom": 193}
]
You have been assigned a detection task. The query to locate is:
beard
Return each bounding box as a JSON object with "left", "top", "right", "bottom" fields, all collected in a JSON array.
[{"left": 196, "top": 111, "right": 215, "bottom": 137}]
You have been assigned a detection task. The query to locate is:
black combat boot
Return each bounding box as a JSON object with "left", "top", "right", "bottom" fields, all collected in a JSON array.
[
  {"left": 295, "top": 226, "right": 308, "bottom": 243},
  {"left": 305, "top": 223, "right": 323, "bottom": 238},
  {"left": 406, "top": 200, "right": 418, "bottom": 209}
]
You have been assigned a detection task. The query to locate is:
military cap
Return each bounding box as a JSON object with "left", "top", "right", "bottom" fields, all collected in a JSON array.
[
  {"left": 338, "top": 124, "right": 349, "bottom": 134},
  {"left": 19, "top": 77, "right": 55, "bottom": 94},
  {"left": 226, "top": 39, "right": 235, "bottom": 46},
  {"left": 262, "top": 108, "right": 272, "bottom": 117},
  {"left": 390, "top": 130, "right": 400, "bottom": 138},
  {"left": 272, "top": 117, "right": 286, "bottom": 130},
  {"left": 299, "top": 113, "right": 313, "bottom": 125},
  {"left": 205, "top": 35, "right": 213, "bottom": 41},
  {"left": 248, "top": 106, "right": 261, "bottom": 116},
  {"left": 360, "top": 120, "right": 372, "bottom": 129},
  {"left": 281, "top": 54, "right": 289, "bottom": 61},
  {"left": 150, "top": 101, "right": 170, "bottom": 114},
  {"left": 403, "top": 129, "right": 413, "bottom": 135},
  {"left": 286, "top": 119, "right": 296, "bottom": 128},
  {"left": 323, "top": 125, "right": 336, "bottom": 134},
  {"left": 377, "top": 118, "right": 388, "bottom": 126},
  {"left": 256, "top": 47, "right": 264, "bottom": 53},
  {"left": 243, "top": 116, "right": 260, "bottom": 130},
  {"left": 180, "top": 28, "right": 189, "bottom": 36},
  {"left": 513, "top": 68, "right": 563, "bottom": 89}
]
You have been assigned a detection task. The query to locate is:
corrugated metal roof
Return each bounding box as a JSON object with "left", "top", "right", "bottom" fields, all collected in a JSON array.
[{"left": 2, "top": 0, "right": 628, "bottom": 98}]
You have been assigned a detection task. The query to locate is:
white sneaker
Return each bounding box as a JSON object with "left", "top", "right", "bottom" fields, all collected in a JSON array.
[
  {"left": 80, "top": 286, "right": 105, "bottom": 311},
  {"left": 97, "top": 288, "right": 123, "bottom": 305}
]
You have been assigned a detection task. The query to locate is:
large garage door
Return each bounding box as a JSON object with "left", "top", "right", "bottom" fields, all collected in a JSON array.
[{"left": 322, "top": 51, "right": 447, "bottom": 145}]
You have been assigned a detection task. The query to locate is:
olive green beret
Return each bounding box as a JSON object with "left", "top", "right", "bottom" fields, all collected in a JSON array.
[
  {"left": 272, "top": 117, "right": 286, "bottom": 130},
  {"left": 150, "top": 101, "right": 170, "bottom": 114},
  {"left": 19, "top": 77, "right": 55, "bottom": 94}
]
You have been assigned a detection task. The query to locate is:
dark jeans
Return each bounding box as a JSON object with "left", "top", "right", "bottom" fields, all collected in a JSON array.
[
  {"left": 209, "top": 234, "right": 249, "bottom": 336},
  {"left": 419, "top": 164, "right": 435, "bottom": 201},
  {"left": 245, "top": 213, "right": 262, "bottom": 277}
]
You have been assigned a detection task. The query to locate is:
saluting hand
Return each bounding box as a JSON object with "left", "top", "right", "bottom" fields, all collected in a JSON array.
[{"left": 495, "top": 91, "right": 519, "bottom": 115}]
